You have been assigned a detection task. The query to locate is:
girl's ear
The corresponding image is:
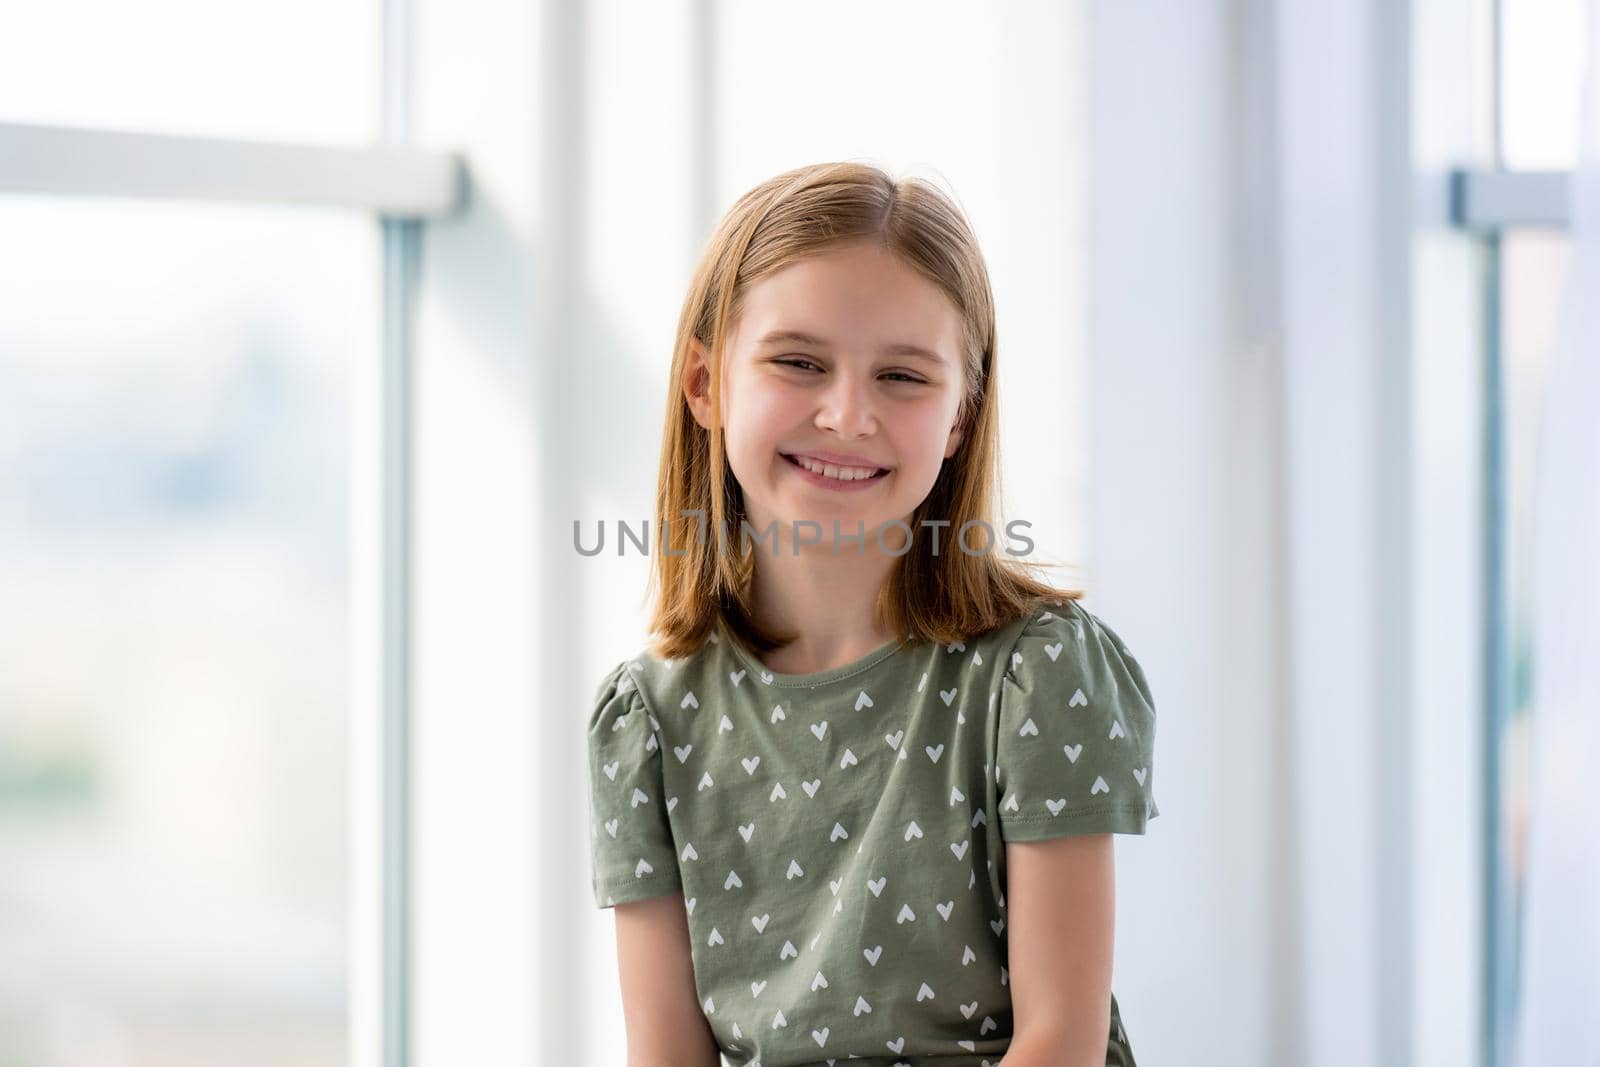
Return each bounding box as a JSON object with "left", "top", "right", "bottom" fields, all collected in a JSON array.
[
  {"left": 683, "top": 336, "right": 716, "bottom": 429},
  {"left": 944, "top": 413, "right": 966, "bottom": 459}
]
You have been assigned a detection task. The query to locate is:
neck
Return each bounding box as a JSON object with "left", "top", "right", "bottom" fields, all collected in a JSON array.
[{"left": 746, "top": 538, "right": 903, "bottom": 675}]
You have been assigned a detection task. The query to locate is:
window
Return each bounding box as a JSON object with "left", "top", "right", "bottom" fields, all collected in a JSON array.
[
  {"left": 1488, "top": 2, "right": 1584, "bottom": 1064},
  {"left": 0, "top": 4, "right": 385, "bottom": 1061},
  {"left": 0, "top": 194, "right": 378, "bottom": 1066}
]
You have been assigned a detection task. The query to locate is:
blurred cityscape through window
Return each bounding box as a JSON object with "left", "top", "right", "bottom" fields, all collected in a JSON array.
[{"left": 0, "top": 194, "right": 379, "bottom": 1066}]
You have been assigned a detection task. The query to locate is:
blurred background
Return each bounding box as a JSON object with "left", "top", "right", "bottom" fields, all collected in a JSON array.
[{"left": 0, "top": 1, "right": 1595, "bottom": 1066}]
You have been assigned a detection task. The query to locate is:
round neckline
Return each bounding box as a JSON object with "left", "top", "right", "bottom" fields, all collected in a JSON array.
[{"left": 716, "top": 616, "right": 912, "bottom": 688}]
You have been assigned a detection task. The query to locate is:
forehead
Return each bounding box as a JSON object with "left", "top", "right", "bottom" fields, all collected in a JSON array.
[{"left": 733, "top": 245, "right": 962, "bottom": 360}]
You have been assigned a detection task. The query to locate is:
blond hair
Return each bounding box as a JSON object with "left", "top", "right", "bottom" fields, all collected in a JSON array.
[{"left": 645, "top": 161, "right": 1082, "bottom": 661}]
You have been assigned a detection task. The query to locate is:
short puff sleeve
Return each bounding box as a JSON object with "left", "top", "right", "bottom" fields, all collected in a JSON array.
[
  {"left": 586, "top": 659, "right": 683, "bottom": 908},
  {"left": 995, "top": 602, "right": 1160, "bottom": 841}
]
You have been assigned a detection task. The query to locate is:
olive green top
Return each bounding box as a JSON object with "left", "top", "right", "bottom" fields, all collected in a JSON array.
[{"left": 586, "top": 597, "right": 1159, "bottom": 1067}]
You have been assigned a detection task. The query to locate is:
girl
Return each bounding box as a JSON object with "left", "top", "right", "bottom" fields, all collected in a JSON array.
[{"left": 586, "top": 161, "right": 1158, "bottom": 1067}]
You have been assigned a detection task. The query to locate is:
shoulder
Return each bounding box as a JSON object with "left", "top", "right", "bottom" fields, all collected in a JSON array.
[
  {"left": 586, "top": 659, "right": 648, "bottom": 749},
  {"left": 993, "top": 598, "right": 1092, "bottom": 672},
  {"left": 999, "top": 597, "right": 1154, "bottom": 710},
  {"left": 992, "top": 598, "right": 1161, "bottom": 836},
  {"left": 587, "top": 629, "right": 728, "bottom": 735},
  {"left": 931, "top": 600, "right": 1089, "bottom": 691},
  {"left": 1004, "top": 596, "right": 1140, "bottom": 654}
]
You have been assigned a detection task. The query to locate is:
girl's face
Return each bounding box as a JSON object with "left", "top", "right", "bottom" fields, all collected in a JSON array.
[{"left": 685, "top": 240, "right": 967, "bottom": 551}]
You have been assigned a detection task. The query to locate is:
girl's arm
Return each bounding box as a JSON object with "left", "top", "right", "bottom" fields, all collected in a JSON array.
[
  {"left": 999, "top": 833, "right": 1117, "bottom": 1067},
  {"left": 613, "top": 891, "right": 723, "bottom": 1067}
]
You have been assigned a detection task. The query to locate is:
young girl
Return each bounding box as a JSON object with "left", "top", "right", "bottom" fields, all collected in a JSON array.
[{"left": 586, "top": 161, "right": 1158, "bottom": 1067}]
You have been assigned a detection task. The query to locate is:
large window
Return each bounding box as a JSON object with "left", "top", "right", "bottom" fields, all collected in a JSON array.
[
  {"left": 0, "top": 5, "right": 381, "bottom": 1062},
  {"left": 0, "top": 196, "right": 378, "bottom": 1067},
  {"left": 1489, "top": 2, "right": 1583, "bottom": 1064}
]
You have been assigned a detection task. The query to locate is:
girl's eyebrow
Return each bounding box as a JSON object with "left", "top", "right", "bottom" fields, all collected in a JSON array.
[{"left": 755, "top": 328, "right": 947, "bottom": 366}]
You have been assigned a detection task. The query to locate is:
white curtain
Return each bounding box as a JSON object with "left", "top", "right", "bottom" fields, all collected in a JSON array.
[{"left": 1510, "top": 4, "right": 1600, "bottom": 1064}]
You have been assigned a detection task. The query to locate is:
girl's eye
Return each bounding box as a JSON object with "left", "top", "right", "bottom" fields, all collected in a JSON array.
[{"left": 774, "top": 357, "right": 926, "bottom": 384}]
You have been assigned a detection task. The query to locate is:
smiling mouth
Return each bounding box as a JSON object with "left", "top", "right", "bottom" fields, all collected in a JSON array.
[{"left": 780, "top": 452, "right": 891, "bottom": 482}]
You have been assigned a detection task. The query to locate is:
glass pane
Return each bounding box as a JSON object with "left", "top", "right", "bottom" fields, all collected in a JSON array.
[
  {"left": 1499, "top": 0, "right": 1588, "bottom": 169},
  {"left": 0, "top": 194, "right": 378, "bottom": 1066},
  {"left": 0, "top": 0, "right": 377, "bottom": 145},
  {"left": 1495, "top": 229, "right": 1572, "bottom": 1065}
]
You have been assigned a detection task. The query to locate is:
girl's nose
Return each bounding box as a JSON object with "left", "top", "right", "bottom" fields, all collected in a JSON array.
[{"left": 814, "top": 374, "right": 879, "bottom": 437}]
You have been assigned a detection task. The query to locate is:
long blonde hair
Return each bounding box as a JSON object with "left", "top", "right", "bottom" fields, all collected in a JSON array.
[{"left": 645, "top": 161, "right": 1082, "bottom": 661}]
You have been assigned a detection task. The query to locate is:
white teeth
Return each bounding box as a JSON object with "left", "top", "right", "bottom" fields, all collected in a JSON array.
[{"left": 791, "top": 454, "right": 882, "bottom": 481}]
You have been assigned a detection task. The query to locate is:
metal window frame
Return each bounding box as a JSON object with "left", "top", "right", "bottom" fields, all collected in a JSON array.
[
  {"left": 377, "top": 2, "right": 422, "bottom": 1065},
  {"left": 1447, "top": 163, "right": 1570, "bottom": 1067},
  {"left": 1450, "top": 168, "right": 1572, "bottom": 230}
]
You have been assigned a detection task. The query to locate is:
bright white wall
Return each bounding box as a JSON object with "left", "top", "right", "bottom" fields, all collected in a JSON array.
[
  {"left": 1087, "top": 1, "right": 1280, "bottom": 1060},
  {"left": 1406, "top": 2, "right": 1494, "bottom": 1065},
  {"left": 409, "top": 0, "right": 547, "bottom": 1062}
]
